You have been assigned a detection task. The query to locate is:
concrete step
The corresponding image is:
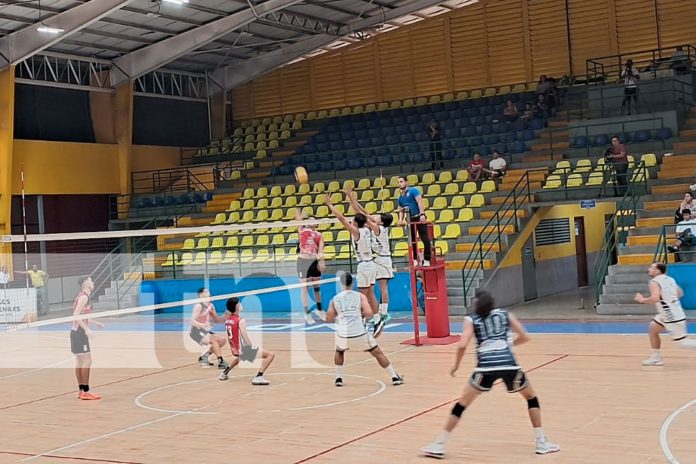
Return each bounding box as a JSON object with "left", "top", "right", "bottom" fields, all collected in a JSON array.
[
  {"left": 455, "top": 242, "right": 502, "bottom": 252},
  {"left": 626, "top": 235, "right": 659, "bottom": 246},
  {"left": 468, "top": 224, "right": 515, "bottom": 235},
  {"left": 605, "top": 273, "right": 646, "bottom": 284},
  {"left": 645, "top": 200, "right": 681, "bottom": 211},
  {"left": 599, "top": 293, "right": 649, "bottom": 305},
  {"left": 618, "top": 253, "right": 675, "bottom": 265},
  {"left": 479, "top": 210, "right": 526, "bottom": 220},
  {"left": 636, "top": 216, "right": 673, "bottom": 228},
  {"left": 603, "top": 283, "right": 650, "bottom": 294},
  {"left": 446, "top": 259, "right": 495, "bottom": 270},
  {"left": 608, "top": 264, "right": 646, "bottom": 275},
  {"left": 672, "top": 140, "right": 696, "bottom": 152},
  {"left": 637, "top": 209, "right": 674, "bottom": 218},
  {"left": 628, "top": 226, "right": 665, "bottom": 235},
  {"left": 652, "top": 183, "right": 692, "bottom": 195},
  {"left": 595, "top": 303, "right": 654, "bottom": 315},
  {"left": 618, "top": 245, "right": 657, "bottom": 255}
]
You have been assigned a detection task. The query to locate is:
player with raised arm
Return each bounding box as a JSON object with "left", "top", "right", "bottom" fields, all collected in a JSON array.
[
  {"left": 296, "top": 210, "right": 326, "bottom": 324},
  {"left": 325, "top": 272, "right": 403, "bottom": 387},
  {"left": 325, "top": 194, "right": 385, "bottom": 336},
  {"left": 634, "top": 262, "right": 696, "bottom": 366},
  {"left": 189, "top": 288, "right": 228, "bottom": 369},
  {"left": 420, "top": 291, "right": 559, "bottom": 459},
  {"left": 218, "top": 297, "right": 275, "bottom": 385},
  {"left": 344, "top": 185, "right": 394, "bottom": 333},
  {"left": 71, "top": 276, "right": 104, "bottom": 400}
]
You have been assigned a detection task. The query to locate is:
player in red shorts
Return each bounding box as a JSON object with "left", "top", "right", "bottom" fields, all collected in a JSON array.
[
  {"left": 70, "top": 276, "right": 103, "bottom": 400},
  {"left": 218, "top": 297, "right": 275, "bottom": 385},
  {"left": 296, "top": 211, "right": 326, "bottom": 324}
]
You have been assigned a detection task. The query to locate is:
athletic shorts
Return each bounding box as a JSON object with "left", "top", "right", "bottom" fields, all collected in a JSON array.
[
  {"left": 469, "top": 369, "right": 528, "bottom": 393},
  {"left": 297, "top": 257, "right": 321, "bottom": 279},
  {"left": 70, "top": 328, "right": 91, "bottom": 355},
  {"left": 653, "top": 314, "right": 688, "bottom": 341},
  {"left": 336, "top": 332, "right": 378, "bottom": 353},
  {"left": 189, "top": 326, "right": 213, "bottom": 345},
  {"left": 357, "top": 261, "right": 377, "bottom": 288},
  {"left": 231, "top": 345, "right": 259, "bottom": 363},
  {"left": 375, "top": 256, "right": 394, "bottom": 280}
]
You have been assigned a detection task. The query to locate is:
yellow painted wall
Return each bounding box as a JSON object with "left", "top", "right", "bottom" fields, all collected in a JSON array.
[
  {"left": 500, "top": 202, "right": 617, "bottom": 267},
  {"left": 10, "top": 141, "right": 182, "bottom": 195},
  {"left": 232, "top": 0, "right": 696, "bottom": 119}
]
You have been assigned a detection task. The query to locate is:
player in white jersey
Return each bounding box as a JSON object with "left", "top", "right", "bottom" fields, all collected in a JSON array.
[
  {"left": 325, "top": 272, "right": 403, "bottom": 387},
  {"left": 420, "top": 291, "right": 559, "bottom": 459},
  {"left": 190, "top": 288, "right": 228, "bottom": 369},
  {"left": 634, "top": 262, "right": 696, "bottom": 366},
  {"left": 325, "top": 195, "right": 385, "bottom": 336},
  {"left": 345, "top": 186, "right": 394, "bottom": 333}
]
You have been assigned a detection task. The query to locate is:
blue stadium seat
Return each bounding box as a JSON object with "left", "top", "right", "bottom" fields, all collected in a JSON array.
[
  {"left": 354, "top": 129, "right": 368, "bottom": 139},
  {"left": 368, "top": 128, "right": 381, "bottom": 138},
  {"left": 521, "top": 130, "right": 536, "bottom": 141},
  {"left": 463, "top": 126, "right": 477, "bottom": 137},
  {"left": 315, "top": 134, "right": 328, "bottom": 144},
  {"left": 343, "top": 139, "right": 356, "bottom": 150},
  {"left": 592, "top": 134, "right": 609, "bottom": 146},
  {"left": 330, "top": 141, "right": 343, "bottom": 151},
  {"left": 618, "top": 132, "right": 631, "bottom": 144},
  {"left": 320, "top": 161, "right": 333, "bottom": 172},
  {"left": 571, "top": 136, "right": 588, "bottom": 148},
  {"left": 528, "top": 118, "right": 545, "bottom": 130},
  {"left": 348, "top": 158, "right": 364, "bottom": 169},
  {"left": 471, "top": 116, "right": 485, "bottom": 126},
  {"left": 163, "top": 196, "right": 175, "bottom": 207},
  {"left": 317, "top": 142, "right": 330, "bottom": 152},
  {"left": 479, "top": 146, "right": 491, "bottom": 156},
  {"left": 357, "top": 139, "right": 370, "bottom": 148},
  {"left": 409, "top": 152, "right": 425, "bottom": 163},
  {"left": 365, "top": 120, "right": 379, "bottom": 129},
  {"left": 493, "top": 122, "right": 509, "bottom": 134},
  {"left": 512, "top": 141, "right": 527, "bottom": 153},
  {"left": 479, "top": 125, "right": 493, "bottom": 135},
  {"left": 654, "top": 127, "right": 673, "bottom": 140},
  {"left": 495, "top": 143, "right": 509, "bottom": 154},
  {"left": 469, "top": 136, "right": 483, "bottom": 147},
  {"left": 138, "top": 197, "right": 154, "bottom": 208},
  {"left": 377, "top": 155, "right": 392, "bottom": 166},
  {"left": 499, "top": 132, "right": 517, "bottom": 143},
  {"left": 513, "top": 120, "right": 527, "bottom": 131},
  {"left": 318, "top": 153, "right": 332, "bottom": 163},
  {"left": 278, "top": 165, "right": 293, "bottom": 176},
  {"left": 633, "top": 130, "right": 650, "bottom": 142}
]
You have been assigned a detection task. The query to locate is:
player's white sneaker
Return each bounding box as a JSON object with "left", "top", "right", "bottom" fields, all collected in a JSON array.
[
  {"left": 419, "top": 442, "right": 445, "bottom": 459},
  {"left": 218, "top": 371, "right": 229, "bottom": 381},
  {"left": 642, "top": 355, "right": 664, "bottom": 366},
  {"left": 392, "top": 375, "right": 405, "bottom": 386},
  {"left": 304, "top": 312, "right": 316, "bottom": 325},
  {"left": 535, "top": 438, "right": 560, "bottom": 454},
  {"left": 314, "top": 309, "right": 327, "bottom": 322},
  {"left": 251, "top": 375, "right": 270, "bottom": 386}
]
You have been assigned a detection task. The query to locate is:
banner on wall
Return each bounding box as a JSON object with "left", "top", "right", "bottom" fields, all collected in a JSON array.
[{"left": 0, "top": 288, "right": 37, "bottom": 324}]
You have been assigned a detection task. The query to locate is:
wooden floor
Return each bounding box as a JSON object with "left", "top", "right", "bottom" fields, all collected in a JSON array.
[{"left": 1, "top": 330, "right": 696, "bottom": 463}]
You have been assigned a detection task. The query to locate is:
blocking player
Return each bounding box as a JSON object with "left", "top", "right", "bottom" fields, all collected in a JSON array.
[
  {"left": 189, "top": 288, "right": 228, "bottom": 369},
  {"left": 419, "top": 291, "right": 560, "bottom": 459},
  {"left": 325, "top": 195, "right": 385, "bottom": 336},
  {"left": 218, "top": 297, "right": 275, "bottom": 385},
  {"left": 296, "top": 210, "right": 326, "bottom": 324},
  {"left": 634, "top": 262, "right": 696, "bottom": 366},
  {"left": 71, "top": 276, "right": 104, "bottom": 400},
  {"left": 344, "top": 186, "right": 394, "bottom": 331},
  {"left": 325, "top": 272, "right": 403, "bottom": 387}
]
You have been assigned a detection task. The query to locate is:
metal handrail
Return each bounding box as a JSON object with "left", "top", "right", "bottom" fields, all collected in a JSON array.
[
  {"left": 653, "top": 224, "right": 696, "bottom": 264},
  {"left": 592, "top": 161, "right": 649, "bottom": 304},
  {"left": 461, "top": 171, "right": 532, "bottom": 306}
]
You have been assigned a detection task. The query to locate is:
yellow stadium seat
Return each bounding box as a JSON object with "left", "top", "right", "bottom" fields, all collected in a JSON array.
[
  {"left": 627, "top": 155, "right": 635, "bottom": 169},
  {"left": 470, "top": 89, "right": 483, "bottom": 99},
  {"left": 302, "top": 206, "right": 314, "bottom": 217},
  {"left": 182, "top": 238, "right": 195, "bottom": 250},
  {"left": 641, "top": 153, "right": 657, "bottom": 167},
  {"left": 390, "top": 227, "right": 405, "bottom": 240},
  {"left": 479, "top": 180, "right": 496, "bottom": 193},
  {"left": 256, "top": 187, "right": 268, "bottom": 197},
  {"left": 586, "top": 172, "right": 605, "bottom": 186},
  {"left": 365, "top": 103, "right": 377, "bottom": 112},
  {"left": 407, "top": 174, "right": 418, "bottom": 185},
  {"left": 442, "top": 93, "right": 454, "bottom": 102},
  {"left": 631, "top": 168, "right": 648, "bottom": 182},
  {"left": 240, "top": 236, "right": 254, "bottom": 247},
  {"left": 225, "top": 236, "right": 239, "bottom": 248},
  {"left": 241, "top": 188, "right": 254, "bottom": 199},
  {"left": 442, "top": 183, "right": 459, "bottom": 196},
  {"left": 321, "top": 231, "right": 334, "bottom": 243},
  {"left": 339, "top": 107, "right": 351, "bottom": 116},
  {"left": 329, "top": 108, "right": 341, "bottom": 117},
  {"left": 456, "top": 208, "right": 474, "bottom": 222},
  {"left": 385, "top": 175, "right": 397, "bottom": 187},
  {"left": 424, "top": 210, "right": 436, "bottom": 222},
  {"left": 256, "top": 198, "right": 269, "bottom": 210},
  {"left": 437, "top": 171, "right": 453, "bottom": 184},
  {"left": 333, "top": 245, "right": 349, "bottom": 259},
  {"left": 282, "top": 197, "right": 297, "bottom": 209},
  {"left": 455, "top": 91, "right": 468, "bottom": 101},
  {"left": 421, "top": 173, "right": 436, "bottom": 185},
  {"left": 271, "top": 234, "right": 285, "bottom": 246},
  {"left": 228, "top": 200, "right": 241, "bottom": 211},
  {"left": 334, "top": 230, "right": 349, "bottom": 242},
  {"left": 435, "top": 240, "right": 449, "bottom": 256},
  {"left": 298, "top": 184, "right": 311, "bottom": 195},
  {"left": 436, "top": 210, "right": 454, "bottom": 223},
  {"left": 343, "top": 179, "right": 355, "bottom": 191},
  {"left": 212, "top": 213, "right": 226, "bottom": 225},
  {"left": 322, "top": 245, "right": 336, "bottom": 260},
  {"left": 484, "top": 87, "right": 496, "bottom": 97},
  {"left": 421, "top": 197, "right": 430, "bottom": 209},
  {"left": 298, "top": 195, "right": 312, "bottom": 206},
  {"left": 428, "top": 95, "right": 441, "bottom": 104},
  {"left": 450, "top": 196, "right": 466, "bottom": 209},
  {"left": 190, "top": 252, "right": 206, "bottom": 266},
  {"left": 512, "top": 83, "right": 526, "bottom": 93},
  {"left": 373, "top": 177, "right": 386, "bottom": 189},
  {"left": 291, "top": 120, "right": 302, "bottom": 130},
  {"left": 315, "top": 205, "right": 329, "bottom": 218},
  {"left": 359, "top": 190, "right": 375, "bottom": 202},
  {"left": 244, "top": 134, "right": 254, "bottom": 144},
  {"left": 196, "top": 238, "right": 210, "bottom": 249},
  {"left": 254, "top": 149, "right": 267, "bottom": 160},
  {"left": 552, "top": 161, "right": 572, "bottom": 175},
  {"left": 283, "top": 184, "right": 297, "bottom": 196},
  {"left": 566, "top": 174, "right": 583, "bottom": 188},
  {"left": 432, "top": 197, "right": 448, "bottom": 210},
  {"left": 317, "top": 110, "right": 328, "bottom": 119},
  {"left": 221, "top": 250, "right": 238, "bottom": 264},
  {"left": 543, "top": 175, "right": 562, "bottom": 189},
  {"left": 365, "top": 202, "right": 378, "bottom": 214},
  {"left": 313, "top": 193, "right": 327, "bottom": 205},
  {"left": 207, "top": 250, "right": 223, "bottom": 265},
  {"left": 251, "top": 249, "right": 270, "bottom": 263},
  {"left": 455, "top": 170, "right": 469, "bottom": 182},
  {"left": 462, "top": 182, "right": 477, "bottom": 194},
  {"left": 377, "top": 102, "right": 389, "bottom": 111},
  {"left": 211, "top": 237, "right": 224, "bottom": 248},
  {"left": 269, "top": 186, "right": 282, "bottom": 197},
  {"left": 161, "top": 253, "right": 176, "bottom": 267},
  {"left": 353, "top": 105, "right": 364, "bottom": 114},
  {"left": 227, "top": 211, "right": 241, "bottom": 223},
  {"left": 497, "top": 85, "right": 511, "bottom": 95},
  {"left": 330, "top": 192, "right": 343, "bottom": 203},
  {"left": 574, "top": 159, "right": 593, "bottom": 173},
  {"left": 393, "top": 242, "right": 409, "bottom": 257},
  {"left": 176, "top": 252, "right": 193, "bottom": 266},
  {"left": 242, "top": 199, "right": 255, "bottom": 210},
  {"left": 284, "top": 247, "right": 299, "bottom": 262},
  {"left": 270, "top": 197, "right": 283, "bottom": 209},
  {"left": 595, "top": 157, "right": 610, "bottom": 171},
  {"left": 382, "top": 200, "right": 394, "bottom": 211},
  {"left": 416, "top": 97, "right": 428, "bottom": 106},
  {"left": 527, "top": 82, "right": 538, "bottom": 92},
  {"left": 256, "top": 141, "right": 267, "bottom": 151},
  {"left": 233, "top": 128, "right": 243, "bottom": 137},
  {"left": 442, "top": 224, "right": 461, "bottom": 239},
  {"left": 425, "top": 185, "right": 441, "bottom": 197},
  {"left": 327, "top": 181, "right": 340, "bottom": 193},
  {"left": 403, "top": 98, "right": 414, "bottom": 108},
  {"left": 469, "top": 194, "right": 485, "bottom": 207},
  {"left": 313, "top": 182, "right": 325, "bottom": 194},
  {"left": 433, "top": 225, "right": 442, "bottom": 238},
  {"left": 256, "top": 235, "right": 270, "bottom": 247},
  {"left": 357, "top": 178, "right": 371, "bottom": 190},
  {"left": 238, "top": 249, "right": 254, "bottom": 263}
]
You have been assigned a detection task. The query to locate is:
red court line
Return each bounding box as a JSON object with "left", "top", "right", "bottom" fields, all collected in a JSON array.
[
  {"left": 0, "top": 363, "right": 196, "bottom": 411},
  {"left": 293, "top": 354, "right": 569, "bottom": 464},
  {"left": 0, "top": 450, "right": 143, "bottom": 463}
]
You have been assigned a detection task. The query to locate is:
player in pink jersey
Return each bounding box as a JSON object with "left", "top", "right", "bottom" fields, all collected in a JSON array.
[
  {"left": 219, "top": 297, "right": 275, "bottom": 385},
  {"left": 296, "top": 211, "right": 326, "bottom": 324},
  {"left": 190, "top": 288, "right": 228, "bottom": 369},
  {"left": 71, "top": 276, "right": 103, "bottom": 400}
]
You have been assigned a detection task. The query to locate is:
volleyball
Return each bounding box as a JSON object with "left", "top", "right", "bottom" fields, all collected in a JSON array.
[{"left": 294, "top": 166, "right": 309, "bottom": 185}]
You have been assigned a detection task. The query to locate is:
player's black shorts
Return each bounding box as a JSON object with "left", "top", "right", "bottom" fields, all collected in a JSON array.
[
  {"left": 189, "top": 326, "right": 213, "bottom": 345},
  {"left": 469, "top": 369, "right": 527, "bottom": 393},
  {"left": 70, "top": 327, "right": 91, "bottom": 355},
  {"left": 297, "top": 257, "right": 321, "bottom": 279}
]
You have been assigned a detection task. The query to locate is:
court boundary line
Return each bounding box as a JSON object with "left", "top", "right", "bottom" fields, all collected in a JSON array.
[
  {"left": 659, "top": 397, "right": 696, "bottom": 464},
  {"left": 0, "top": 450, "right": 144, "bottom": 464},
  {"left": 292, "top": 354, "right": 569, "bottom": 464},
  {"left": 0, "top": 357, "right": 73, "bottom": 380}
]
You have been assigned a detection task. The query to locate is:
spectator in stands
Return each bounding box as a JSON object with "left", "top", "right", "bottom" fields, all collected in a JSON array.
[
  {"left": 620, "top": 59, "right": 640, "bottom": 115},
  {"left": 546, "top": 77, "right": 559, "bottom": 109},
  {"left": 534, "top": 94, "right": 549, "bottom": 119},
  {"left": 503, "top": 100, "right": 518, "bottom": 122},
  {"left": 536, "top": 75, "right": 551, "bottom": 97},
  {"left": 606, "top": 135, "right": 629, "bottom": 196},
  {"left": 675, "top": 192, "right": 696, "bottom": 223},
  {"left": 467, "top": 153, "right": 486, "bottom": 182},
  {"left": 671, "top": 46, "right": 690, "bottom": 75},
  {"left": 520, "top": 103, "right": 534, "bottom": 121},
  {"left": 427, "top": 120, "right": 443, "bottom": 170},
  {"left": 668, "top": 209, "right": 696, "bottom": 258},
  {"left": 485, "top": 150, "right": 507, "bottom": 179}
]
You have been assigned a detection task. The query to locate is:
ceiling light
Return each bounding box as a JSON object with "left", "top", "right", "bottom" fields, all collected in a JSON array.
[
  {"left": 37, "top": 25, "right": 64, "bottom": 34},
  {"left": 161, "top": 0, "right": 189, "bottom": 4}
]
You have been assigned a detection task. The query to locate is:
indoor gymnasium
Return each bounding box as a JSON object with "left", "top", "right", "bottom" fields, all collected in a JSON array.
[{"left": 2, "top": 0, "right": 696, "bottom": 462}]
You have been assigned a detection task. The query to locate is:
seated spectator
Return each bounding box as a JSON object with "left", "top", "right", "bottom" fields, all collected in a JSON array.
[
  {"left": 520, "top": 103, "right": 534, "bottom": 121},
  {"left": 668, "top": 209, "right": 696, "bottom": 255},
  {"left": 467, "top": 153, "right": 486, "bottom": 182},
  {"left": 536, "top": 75, "right": 551, "bottom": 97},
  {"left": 675, "top": 192, "right": 696, "bottom": 223},
  {"left": 485, "top": 150, "right": 507, "bottom": 178},
  {"left": 534, "top": 94, "right": 549, "bottom": 118},
  {"left": 671, "top": 46, "right": 690, "bottom": 75},
  {"left": 546, "top": 77, "right": 559, "bottom": 108},
  {"left": 503, "top": 100, "right": 518, "bottom": 122}
]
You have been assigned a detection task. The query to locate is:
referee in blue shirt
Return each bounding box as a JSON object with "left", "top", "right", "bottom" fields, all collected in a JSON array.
[{"left": 397, "top": 176, "right": 432, "bottom": 266}]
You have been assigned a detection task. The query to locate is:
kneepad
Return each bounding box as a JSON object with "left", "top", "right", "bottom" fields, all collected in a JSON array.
[
  {"left": 451, "top": 402, "right": 466, "bottom": 418},
  {"left": 527, "top": 397, "right": 540, "bottom": 409}
]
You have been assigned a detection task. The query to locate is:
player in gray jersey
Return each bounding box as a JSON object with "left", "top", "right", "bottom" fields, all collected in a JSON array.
[
  {"left": 634, "top": 262, "right": 696, "bottom": 366},
  {"left": 325, "top": 273, "right": 403, "bottom": 387},
  {"left": 420, "top": 291, "right": 559, "bottom": 459},
  {"left": 345, "top": 186, "right": 394, "bottom": 336}
]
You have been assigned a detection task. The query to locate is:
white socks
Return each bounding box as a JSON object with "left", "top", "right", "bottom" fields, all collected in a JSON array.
[
  {"left": 651, "top": 349, "right": 662, "bottom": 357},
  {"left": 436, "top": 431, "right": 450, "bottom": 444},
  {"left": 336, "top": 365, "right": 344, "bottom": 379},
  {"left": 385, "top": 364, "right": 397, "bottom": 378},
  {"left": 534, "top": 428, "right": 546, "bottom": 441},
  {"left": 379, "top": 303, "right": 388, "bottom": 315}
]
